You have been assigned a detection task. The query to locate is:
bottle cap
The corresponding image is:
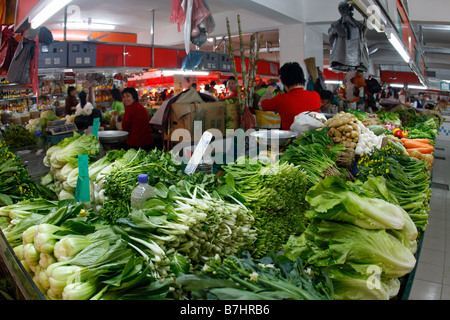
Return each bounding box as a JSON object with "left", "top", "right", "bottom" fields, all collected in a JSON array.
[{"left": 138, "top": 174, "right": 148, "bottom": 183}]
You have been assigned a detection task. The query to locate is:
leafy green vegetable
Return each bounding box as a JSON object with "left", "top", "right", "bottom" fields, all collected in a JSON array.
[
  {"left": 219, "top": 158, "right": 309, "bottom": 257},
  {"left": 327, "top": 264, "right": 401, "bottom": 300},
  {"left": 357, "top": 145, "right": 431, "bottom": 232},
  {"left": 1, "top": 124, "right": 37, "bottom": 148},
  {"left": 176, "top": 252, "right": 333, "bottom": 300},
  {"left": 0, "top": 141, "right": 56, "bottom": 202},
  {"left": 170, "top": 253, "right": 191, "bottom": 276},
  {"left": 345, "top": 108, "right": 370, "bottom": 121},
  {"left": 280, "top": 139, "right": 345, "bottom": 188},
  {"left": 283, "top": 220, "right": 416, "bottom": 279},
  {"left": 305, "top": 175, "right": 411, "bottom": 231},
  {"left": 376, "top": 110, "right": 401, "bottom": 127}
]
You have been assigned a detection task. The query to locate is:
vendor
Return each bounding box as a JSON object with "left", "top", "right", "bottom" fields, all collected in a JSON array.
[
  {"left": 119, "top": 87, "right": 153, "bottom": 150},
  {"left": 109, "top": 88, "right": 125, "bottom": 128},
  {"left": 110, "top": 88, "right": 125, "bottom": 114},
  {"left": 319, "top": 90, "right": 335, "bottom": 113},
  {"left": 225, "top": 76, "right": 238, "bottom": 99},
  {"left": 259, "top": 62, "right": 321, "bottom": 130},
  {"left": 65, "top": 86, "right": 78, "bottom": 115}
]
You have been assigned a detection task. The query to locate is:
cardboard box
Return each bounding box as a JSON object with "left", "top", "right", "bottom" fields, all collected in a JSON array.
[
  {"left": 170, "top": 101, "right": 225, "bottom": 141},
  {"left": 225, "top": 102, "right": 241, "bottom": 130}
]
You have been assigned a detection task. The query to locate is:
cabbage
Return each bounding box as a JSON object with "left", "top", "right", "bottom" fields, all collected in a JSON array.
[
  {"left": 40, "top": 110, "right": 59, "bottom": 121},
  {"left": 305, "top": 176, "right": 407, "bottom": 230},
  {"left": 327, "top": 264, "right": 401, "bottom": 300},
  {"left": 284, "top": 220, "right": 416, "bottom": 279},
  {"left": 50, "top": 133, "right": 100, "bottom": 168}
]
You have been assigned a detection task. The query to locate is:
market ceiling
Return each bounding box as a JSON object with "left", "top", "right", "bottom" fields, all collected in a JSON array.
[{"left": 39, "top": 0, "right": 450, "bottom": 84}]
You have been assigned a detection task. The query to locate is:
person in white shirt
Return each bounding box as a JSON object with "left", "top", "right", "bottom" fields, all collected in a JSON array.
[
  {"left": 413, "top": 92, "right": 425, "bottom": 109},
  {"left": 74, "top": 91, "right": 101, "bottom": 130},
  {"left": 75, "top": 91, "right": 94, "bottom": 115}
]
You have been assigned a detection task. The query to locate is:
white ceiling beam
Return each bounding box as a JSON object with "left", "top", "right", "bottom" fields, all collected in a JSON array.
[{"left": 215, "top": 0, "right": 304, "bottom": 24}]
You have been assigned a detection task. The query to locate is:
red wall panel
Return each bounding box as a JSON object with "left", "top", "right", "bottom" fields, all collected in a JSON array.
[
  {"left": 153, "top": 48, "right": 178, "bottom": 68},
  {"left": 125, "top": 46, "right": 152, "bottom": 67},
  {"left": 96, "top": 44, "right": 124, "bottom": 67},
  {"left": 380, "top": 71, "right": 421, "bottom": 85}
]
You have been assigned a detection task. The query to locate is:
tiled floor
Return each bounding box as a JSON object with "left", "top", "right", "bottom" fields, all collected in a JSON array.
[{"left": 409, "top": 136, "right": 450, "bottom": 300}]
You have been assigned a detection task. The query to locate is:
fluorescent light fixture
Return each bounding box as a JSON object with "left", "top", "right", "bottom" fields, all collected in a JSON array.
[
  {"left": 31, "top": 0, "right": 73, "bottom": 29},
  {"left": 64, "top": 22, "right": 116, "bottom": 30},
  {"left": 162, "top": 70, "right": 209, "bottom": 76},
  {"left": 388, "top": 32, "right": 411, "bottom": 63},
  {"left": 325, "top": 80, "right": 343, "bottom": 85},
  {"left": 390, "top": 83, "right": 427, "bottom": 90}
]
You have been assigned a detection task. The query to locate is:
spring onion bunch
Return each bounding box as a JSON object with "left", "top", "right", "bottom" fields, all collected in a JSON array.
[
  {"left": 116, "top": 180, "right": 257, "bottom": 278},
  {"left": 219, "top": 158, "right": 309, "bottom": 258}
]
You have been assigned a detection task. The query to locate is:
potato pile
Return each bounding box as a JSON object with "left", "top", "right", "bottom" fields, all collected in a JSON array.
[{"left": 326, "top": 112, "right": 360, "bottom": 149}]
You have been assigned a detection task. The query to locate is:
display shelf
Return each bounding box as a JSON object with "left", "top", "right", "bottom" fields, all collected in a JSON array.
[
  {"left": 0, "top": 83, "right": 32, "bottom": 89},
  {"left": 0, "top": 96, "right": 37, "bottom": 103},
  {"left": 0, "top": 230, "right": 45, "bottom": 300}
]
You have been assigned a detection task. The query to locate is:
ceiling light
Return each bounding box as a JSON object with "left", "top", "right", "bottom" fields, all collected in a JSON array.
[
  {"left": 388, "top": 32, "right": 411, "bottom": 63},
  {"left": 325, "top": 80, "right": 343, "bottom": 85},
  {"left": 390, "top": 83, "right": 427, "bottom": 90},
  {"left": 64, "top": 22, "right": 116, "bottom": 30},
  {"left": 162, "top": 70, "right": 209, "bottom": 76},
  {"left": 31, "top": 0, "right": 73, "bottom": 29}
]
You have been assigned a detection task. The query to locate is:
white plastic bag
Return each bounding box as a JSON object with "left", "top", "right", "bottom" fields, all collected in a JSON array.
[{"left": 290, "top": 112, "right": 326, "bottom": 134}]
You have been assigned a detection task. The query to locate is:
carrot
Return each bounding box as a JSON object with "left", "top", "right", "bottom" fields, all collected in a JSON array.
[
  {"left": 406, "top": 146, "right": 434, "bottom": 154},
  {"left": 401, "top": 138, "right": 430, "bottom": 145},
  {"left": 402, "top": 140, "right": 430, "bottom": 149}
]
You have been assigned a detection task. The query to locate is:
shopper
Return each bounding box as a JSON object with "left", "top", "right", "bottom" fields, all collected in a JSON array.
[
  {"left": 203, "top": 84, "right": 216, "bottom": 100},
  {"left": 319, "top": 90, "right": 335, "bottom": 113},
  {"left": 65, "top": 86, "right": 78, "bottom": 115},
  {"left": 435, "top": 99, "right": 447, "bottom": 111},
  {"left": 74, "top": 91, "right": 101, "bottom": 130},
  {"left": 259, "top": 62, "right": 321, "bottom": 130},
  {"left": 413, "top": 92, "right": 425, "bottom": 109},
  {"left": 209, "top": 81, "right": 217, "bottom": 94},
  {"left": 119, "top": 87, "right": 153, "bottom": 150}
]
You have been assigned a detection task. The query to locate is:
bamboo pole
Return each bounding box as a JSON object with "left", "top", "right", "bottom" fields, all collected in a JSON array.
[
  {"left": 248, "top": 34, "right": 263, "bottom": 109},
  {"left": 237, "top": 15, "right": 248, "bottom": 107},
  {"left": 226, "top": 17, "right": 243, "bottom": 107}
]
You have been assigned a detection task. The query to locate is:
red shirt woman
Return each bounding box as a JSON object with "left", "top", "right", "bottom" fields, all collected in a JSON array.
[
  {"left": 260, "top": 62, "right": 321, "bottom": 131},
  {"left": 121, "top": 87, "right": 153, "bottom": 149}
]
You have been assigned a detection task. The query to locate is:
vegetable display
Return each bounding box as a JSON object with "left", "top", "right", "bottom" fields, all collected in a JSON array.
[
  {"left": 0, "top": 140, "right": 56, "bottom": 207},
  {"left": 326, "top": 112, "right": 360, "bottom": 150},
  {"left": 280, "top": 137, "right": 345, "bottom": 185},
  {"left": 176, "top": 252, "right": 333, "bottom": 300},
  {"left": 0, "top": 108, "right": 441, "bottom": 300},
  {"left": 1, "top": 125, "right": 37, "bottom": 148},
  {"left": 219, "top": 158, "right": 309, "bottom": 258},
  {"left": 283, "top": 175, "right": 417, "bottom": 300},
  {"left": 377, "top": 110, "right": 402, "bottom": 127},
  {"left": 357, "top": 145, "right": 431, "bottom": 232}
]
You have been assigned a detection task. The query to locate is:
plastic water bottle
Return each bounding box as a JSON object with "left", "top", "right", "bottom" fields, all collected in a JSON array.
[{"left": 130, "top": 174, "right": 155, "bottom": 209}]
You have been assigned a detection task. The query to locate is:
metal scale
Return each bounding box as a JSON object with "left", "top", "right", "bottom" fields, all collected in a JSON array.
[{"left": 46, "top": 120, "right": 77, "bottom": 136}]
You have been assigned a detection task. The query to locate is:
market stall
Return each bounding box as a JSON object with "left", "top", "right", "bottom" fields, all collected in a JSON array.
[{"left": 0, "top": 105, "right": 442, "bottom": 300}]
